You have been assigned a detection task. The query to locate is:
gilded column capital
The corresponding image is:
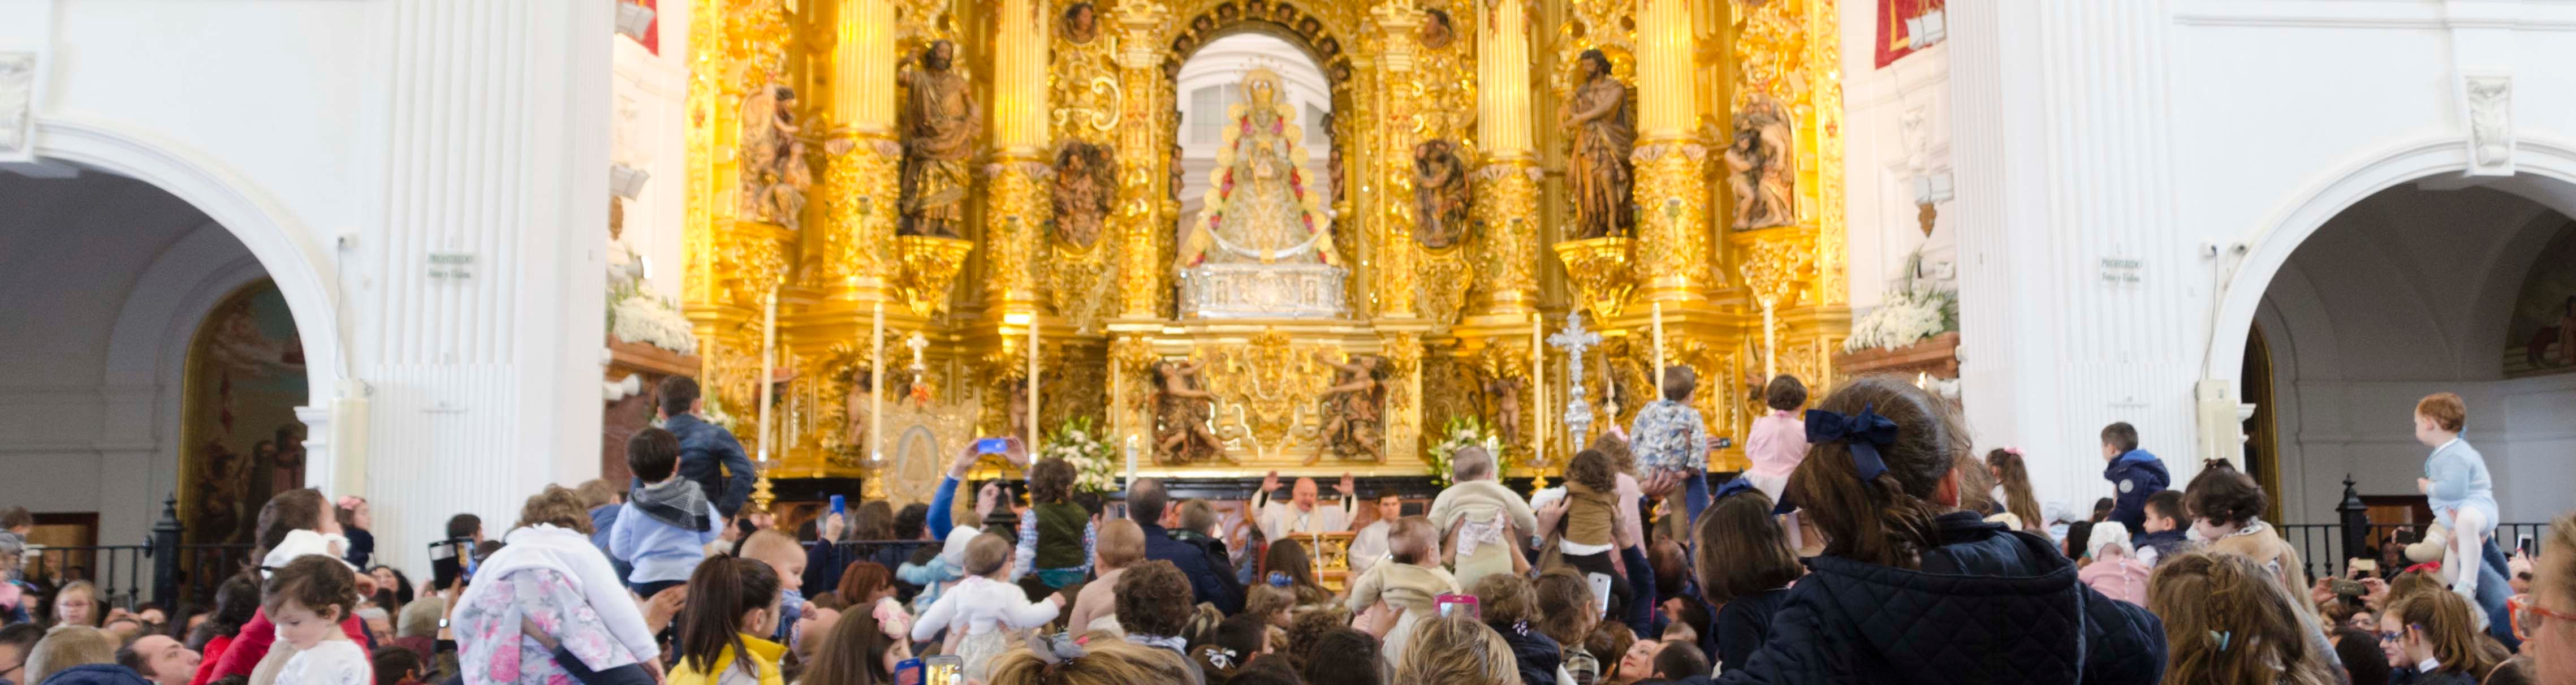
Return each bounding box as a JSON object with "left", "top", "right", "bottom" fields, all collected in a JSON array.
[
  {"left": 1114, "top": 2, "right": 1170, "bottom": 70},
  {"left": 1732, "top": 228, "right": 1817, "bottom": 310}
]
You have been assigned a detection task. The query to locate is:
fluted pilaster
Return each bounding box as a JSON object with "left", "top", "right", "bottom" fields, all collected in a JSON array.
[
  {"left": 364, "top": 0, "right": 610, "bottom": 571},
  {"left": 1474, "top": 0, "right": 1539, "bottom": 316}
]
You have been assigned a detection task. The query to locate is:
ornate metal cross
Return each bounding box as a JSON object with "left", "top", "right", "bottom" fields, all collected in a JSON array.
[{"left": 1547, "top": 312, "right": 1602, "bottom": 450}]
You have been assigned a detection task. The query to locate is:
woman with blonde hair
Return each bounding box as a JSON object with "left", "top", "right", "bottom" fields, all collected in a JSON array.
[
  {"left": 2145, "top": 551, "right": 2337, "bottom": 685},
  {"left": 49, "top": 580, "right": 101, "bottom": 628},
  {"left": 1398, "top": 614, "right": 1519, "bottom": 685},
  {"left": 982, "top": 632, "right": 1199, "bottom": 685}
]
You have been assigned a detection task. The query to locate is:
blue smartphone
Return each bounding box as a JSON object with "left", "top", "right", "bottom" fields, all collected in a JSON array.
[
  {"left": 974, "top": 437, "right": 1010, "bottom": 454},
  {"left": 894, "top": 658, "right": 924, "bottom": 685},
  {"left": 829, "top": 495, "right": 847, "bottom": 517}
]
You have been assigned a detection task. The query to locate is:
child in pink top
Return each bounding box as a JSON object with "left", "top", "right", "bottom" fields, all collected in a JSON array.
[{"left": 1744, "top": 375, "right": 1809, "bottom": 548}]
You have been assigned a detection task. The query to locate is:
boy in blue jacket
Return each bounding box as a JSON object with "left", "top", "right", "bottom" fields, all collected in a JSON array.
[{"left": 2099, "top": 422, "right": 2169, "bottom": 537}]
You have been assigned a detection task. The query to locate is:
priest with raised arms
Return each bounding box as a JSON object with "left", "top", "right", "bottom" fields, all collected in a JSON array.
[{"left": 1250, "top": 471, "right": 1357, "bottom": 541}]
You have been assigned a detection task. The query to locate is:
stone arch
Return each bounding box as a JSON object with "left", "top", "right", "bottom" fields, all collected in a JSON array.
[
  {"left": 31, "top": 115, "right": 347, "bottom": 407},
  {"left": 2206, "top": 137, "right": 2576, "bottom": 385}
]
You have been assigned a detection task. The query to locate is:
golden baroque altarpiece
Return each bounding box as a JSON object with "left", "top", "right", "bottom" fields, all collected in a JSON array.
[{"left": 683, "top": 0, "right": 1850, "bottom": 502}]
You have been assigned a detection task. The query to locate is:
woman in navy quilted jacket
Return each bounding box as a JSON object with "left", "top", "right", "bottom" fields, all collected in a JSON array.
[{"left": 1716, "top": 375, "right": 2167, "bottom": 684}]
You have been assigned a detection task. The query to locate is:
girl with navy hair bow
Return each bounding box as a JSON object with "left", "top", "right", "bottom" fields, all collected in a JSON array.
[{"left": 1718, "top": 375, "right": 2168, "bottom": 685}]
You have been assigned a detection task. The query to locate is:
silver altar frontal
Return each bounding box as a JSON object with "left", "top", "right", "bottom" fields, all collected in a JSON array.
[{"left": 1179, "top": 263, "right": 1347, "bottom": 318}]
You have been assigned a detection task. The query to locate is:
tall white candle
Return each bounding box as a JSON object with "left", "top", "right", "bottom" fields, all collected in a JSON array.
[
  {"left": 1763, "top": 303, "right": 1778, "bottom": 381},
  {"left": 1026, "top": 317, "right": 1041, "bottom": 448},
  {"left": 757, "top": 288, "right": 778, "bottom": 463},
  {"left": 1124, "top": 434, "right": 1139, "bottom": 484},
  {"left": 1652, "top": 301, "right": 1667, "bottom": 379},
  {"left": 1531, "top": 313, "right": 1544, "bottom": 456},
  {"left": 869, "top": 301, "right": 885, "bottom": 462}
]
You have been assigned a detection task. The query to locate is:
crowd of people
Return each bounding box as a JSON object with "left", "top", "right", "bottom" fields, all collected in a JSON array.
[{"left": 0, "top": 373, "right": 2569, "bottom": 685}]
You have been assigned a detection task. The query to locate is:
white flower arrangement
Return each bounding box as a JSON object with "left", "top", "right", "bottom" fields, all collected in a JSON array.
[
  {"left": 1043, "top": 417, "right": 1118, "bottom": 494},
  {"left": 1427, "top": 416, "right": 1502, "bottom": 488},
  {"left": 610, "top": 293, "right": 698, "bottom": 356},
  {"left": 605, "top": 243, "right": 698, "bottom": 355},
  {"left": 1843, "top": 249, "right": 1958, "bottom": 354}
]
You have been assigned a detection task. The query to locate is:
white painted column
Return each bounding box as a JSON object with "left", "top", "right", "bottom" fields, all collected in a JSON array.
[
  {"left": 1949, "top": 2, "right": 2206, "bottom": 511},
  {"left": 355, "top": 0, "right": 611, "bottom": 573}
]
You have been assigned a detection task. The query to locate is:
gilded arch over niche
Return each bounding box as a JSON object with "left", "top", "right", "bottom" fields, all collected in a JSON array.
[{"left": 1157, "top": 0, "right": 1361, "bottom": 100}]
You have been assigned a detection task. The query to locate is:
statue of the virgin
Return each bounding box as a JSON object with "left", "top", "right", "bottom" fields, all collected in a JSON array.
[{"left": 1174, "top": 67, "right": 1340, "bottom": 269}]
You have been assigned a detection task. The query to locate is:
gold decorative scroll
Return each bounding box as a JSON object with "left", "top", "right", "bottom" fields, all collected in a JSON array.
[
  {"left": 1415, "top": 247, "right": 1475, "bottom": 332},
  {"left": 1633, "top": 141, "right": 1714, "bottom": 295},
  {"left": 815, "top": 137, "right": 901, "bottom": 291},
  {"left": 1554, "top": 236, "right": 1639, "bottom": 318},
  {"left": 1198, "top": 330, "right": 1334, "bottom": 458},
  {"left": 1732, "top": 227, "right": 1816, "bottom": 309},
  {"left": 891, "top": 235, "right": 974, "bottom": 316},
  {"left": 1474, "top": 163, "right": 1541, "bottom": 315},
  {"left": 983, "top": 159, "right": 1050, "bottom": 309}
]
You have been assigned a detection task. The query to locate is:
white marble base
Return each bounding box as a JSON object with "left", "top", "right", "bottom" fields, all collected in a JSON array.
[{"left": 1179, "top": 263, "right": 1347, "bottom": 318}]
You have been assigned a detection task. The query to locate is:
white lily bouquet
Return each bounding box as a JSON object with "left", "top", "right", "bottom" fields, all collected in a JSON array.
[{"left": 1043, "top": 416, "right": 1118, "bottom": 494}]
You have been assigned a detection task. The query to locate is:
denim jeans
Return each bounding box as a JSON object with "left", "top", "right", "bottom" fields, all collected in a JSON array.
[
  {"left": 1681, "top": 470, "right": 1711, "bottom": 529},
  {"left": 2478, "top": 537, "right": 2518, "bottom": 649}
]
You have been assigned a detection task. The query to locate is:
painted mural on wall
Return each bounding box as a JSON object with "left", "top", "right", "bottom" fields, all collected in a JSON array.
[
  {"left": 2506, "top": 220, "right": 2576, "bottom": 378},
  {"left": 180, "top": 279, "right": 309, "bottom": 545}
]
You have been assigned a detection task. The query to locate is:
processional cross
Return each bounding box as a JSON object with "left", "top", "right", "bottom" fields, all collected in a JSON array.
[{"left": 1547, "top": 312, "right": 1602, "bottom": 451}]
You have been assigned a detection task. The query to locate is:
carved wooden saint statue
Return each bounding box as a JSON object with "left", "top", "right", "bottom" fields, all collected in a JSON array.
[
  {"left": 1413, "top": 139, "right": 1471, "bottom": 248},
  {"left": 1486, "top": 375, "right": 1523, "bottom": 444},
  {"left": 1060, "top": 2, "right": 1100, "bottom": 44},
  {"left": 900, "top": 40, "right": 980, "bottom": 238},
  {"left": 1309, "top": 352, "right": 1387, "bottom": 464},
  {"left": 1051, "top": 141, "right": 1116, "bottom": 248},
  {"left": 1725, "top": 97, "right": 1795, "bottom": 230},
  {"left": 740, "top": 83, "right": 811, "bottom": 230},
  {"left": 1151, "top": 359, "right": 1226, "bottom": 464},
  {"left": 1562, "top": 50, "right": 1634, "bottom": 239}
]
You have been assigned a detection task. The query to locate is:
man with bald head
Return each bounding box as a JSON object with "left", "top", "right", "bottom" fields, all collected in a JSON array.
[
  {"left": 1251, "top": 471, "right": 1357, "bottom": 541},
  {"left": 1127, "top": 478, "right": 1242, "bottom": 613}
]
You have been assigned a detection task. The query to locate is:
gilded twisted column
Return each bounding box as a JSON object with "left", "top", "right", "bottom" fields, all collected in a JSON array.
[
  {"left": 1632, "top": 0, "right": 1711, "bottom": 299},
  {"left": 1373, "top": 2, "right": 1421, "bottom": 319},
  {"left": 985, "top": 0, "right": 1051, "bottom": 311},
  {"left": 1474, "top": 0, "right": 1539, "bottom": 317},
  {"left": 1113, "top": 2, "right": 1171, "bottom": 320}
]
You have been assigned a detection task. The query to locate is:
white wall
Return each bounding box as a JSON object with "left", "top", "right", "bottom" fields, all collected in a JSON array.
[
  {"left": 3, "top": 0, "right": 614, "bottom": 577},
  {"left": 1942, "top": 1, "right": 2576, "bottom": 519},
  {"left": 2256, "top": 185, "right": 2576, "bottom": 522},
  {"left": 1839, "top": 2, "right": 1954, "bottom": 312}
]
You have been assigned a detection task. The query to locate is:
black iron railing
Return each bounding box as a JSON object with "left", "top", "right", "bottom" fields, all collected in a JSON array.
[
  {"left": 17, "top": 495, "right": 254, "bottom": 610},
  {"left": 2274, "top": 476, "right": 2552, "bottom": 581}
]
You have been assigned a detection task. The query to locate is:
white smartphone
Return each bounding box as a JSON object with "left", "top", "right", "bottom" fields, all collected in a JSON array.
[{"left": 1587, "top": 572, "right": 1614, "bottom": 615}]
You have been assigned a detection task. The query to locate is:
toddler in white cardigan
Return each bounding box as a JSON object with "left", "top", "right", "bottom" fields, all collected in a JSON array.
[{"left": 909, "top": 532, "right": 1064, "bottom": 682}]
